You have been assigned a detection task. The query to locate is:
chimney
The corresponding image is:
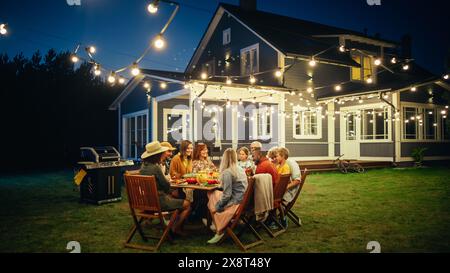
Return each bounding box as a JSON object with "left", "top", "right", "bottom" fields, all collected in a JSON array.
[
  {"left": 401, "top": 34, "right": 412, "bottom": 59},
  {"left": 240, "top": 0, "right": 257, "bottom": 11}
]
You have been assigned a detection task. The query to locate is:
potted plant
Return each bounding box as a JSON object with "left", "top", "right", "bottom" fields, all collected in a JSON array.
[{"left": 411, "top": 147, "right": 428, "bottom": 167}]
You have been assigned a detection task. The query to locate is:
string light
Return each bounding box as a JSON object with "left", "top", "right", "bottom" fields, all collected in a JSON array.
[
  {"left": 411, "top": 87, "right": 417, "bottom": 92},
  {"left": 71, "top": 55, "right": 79, "bottom": 63},
  {"left": 307, "top": 87, "right": 313, "bottom": 93},
  {"left": 366, "top": 77, "right": 373, "bottom": 84},
  {"left": 275, "top": 69, "right": 283, "bottom": 78},
  {"left": 87, "top": 46, "right": 96, "bottom": 54},
  {"left": 239, "top": 98, "right": 243, "bottom": 105},
  {"left": 93, "top": 64, "right": 101, "bottom": 76},
  {"left": 0, "top": 23, "right": 7, "bottom": 35},
  {"left": 147, "top": 0, "right": 159, "bottom": 14},
  {"left": 309, "top": 58, "right": 317, "bottom": 67},
  {"left": 391, "top": 57, "right": 397, "bottom": 64},
  {"left": 143, "top": 82, "right": 150, "bottom": 89},
  {"left": 402, "top": 64, "right": 410, "bottom": 71},
  {"left": 153, "top": 35, "right": 166, "bottom": 49},
  {"left": 339, "top": 45, "right": 345, "bottom": 52},
  {"left": 108, "top": 72, "right": 116, "bottom": 84},
  {"left": 131, "top": 63, "right": 140, "bottom": 76},
  {"left": 334, "top": 85, "right": 342, "bottom": 91},
  {"left": 118, "top": 77, "right": 126, "bottom": 85},
  {"left": 374, "top": 58, "right": 382, "bottom": 66},
  {"left": 226, "top": 77, "right": 232, "bottom": 85},
  {"left": 444, "top": 74, "right": 449, "bottom": 80},
  {"left": 160, "top": 82, "right": 167, "bottom": 89},
  {"left": 201, "top": 72, "right": 208, "bottom": 80},
  {"left": 249, "top": 75, "right": 256, "bottom": 84},
  {"left": 358, "top": 98, "right": 363, "bottom": 104}
]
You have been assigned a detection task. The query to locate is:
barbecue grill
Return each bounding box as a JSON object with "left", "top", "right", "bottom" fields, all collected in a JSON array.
[{"left": 78, "top": 146, "right": 134, "bottom": 205}]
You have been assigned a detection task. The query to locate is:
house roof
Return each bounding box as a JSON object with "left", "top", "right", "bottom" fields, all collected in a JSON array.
[
  {"left": 220, "top": 3, "right": 363, "bottom": 67},
  {"left": 315, "top": 62, "right": 441, "bottom": 100}
]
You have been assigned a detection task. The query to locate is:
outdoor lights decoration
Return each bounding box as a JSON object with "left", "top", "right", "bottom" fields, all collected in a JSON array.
[
  {"left": 374, "top": 58, "right": 382, "bottom": 66},
  {"left": 93, "top": 64, "right": 101, "bottom": 76},
  {"left": 275, "top": 69, "right": 283, "bottom": 78},
  {"left": 358, "top": 98, "right": 363, "bottom": 104},
  {"left": 143, "top": 82, "right": 150, "bottom": 89},
  {"left": 402, "top": 64, "right": 410, "bottom": 70},
  {"left": 160, "top": 82, "right": 167, "bottom": 89},
  {"left": 153, "top": 35, "right": 166, "bottom": 49},
  {"left": 391, "top": 57, "right": 397, "bottom": 64},
  {"left": 239, "top": 99, "right": 243, "bottom": 105},
  {"left": 334, "top": 85, "right": 342, "bottom": 91},
  {"left": 441, "top": 110, "right": 447, "bottom": 115},
  {"left": 201, "top": 72, "right": 208, "bottom": 80},
  {"left": 307, "top": 87, "right": 313, "bottom": 93},
  {"left": 339, "top": 45, "right": 346, "bottom": 52},
  {"left": 0, "top": 23, "right": 7, "bottom": 35},
  {"left": 252, "top": 97, "right": 256, "bottom": 104},
  {"left": 71, "top": 55, "right": 79, "bottom": 63},
  {"left": 309, "top": 58, "right": 317, "bottom": 67},
  {"left": 444, "top": 74, "right": 449, "bottom": 80},
  {"left": 131, "top": 63, "right": 140, "bottom": 76},
  {"left": 147, "top": 0, "right": 159, "bottom": 14},
  {"left": 411, "top": 87, "right": 417, "bottom": 92},
  {"left": 226, "top": 77, "right": 232, "bottom": 85},
  {"left": 118, "top": 77, "right": 126, "bottom": 85},
  {"left": 249, "top": 75, "right": 256, "bottom": 84},
  {"left": 366, "top": 77, "right": 373, "bottom": 84},
  {"left": 108, "top": 72, "right": 116, "bottom": 84},
  {"left": 383, "top": 94, "right": 389, "bottom": 99},
  {"left": 87, "top": 46, "right": 96, "bottom": 54}
]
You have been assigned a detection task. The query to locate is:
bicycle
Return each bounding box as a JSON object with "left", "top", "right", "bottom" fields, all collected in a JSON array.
[{"left": 333, "top": 154, "right": 365, "bottom": 174}]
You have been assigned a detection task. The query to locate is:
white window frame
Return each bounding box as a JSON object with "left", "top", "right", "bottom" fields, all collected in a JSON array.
[
  {"left": 240, "top": 43, "right": 259, "bottom": 76},
  {"left": 252, "top": 107, "right": 272, "bottom": 140},
  {"left": 350, "top": 52, "right": 376, "bottom": 83},
  {"left": 163, "top": 108, "right": 190, "bottom": 142},
  {"left": 400, "top": 102, "right": 449, "bottom": 142},
  {"left": 292, "top": 106, "right": 322, "bottom": 139},
  {"left": 360, "top": 107, "right": 390, "bottom": 142},
  {"left": 223, "top": 28, "right": 231, "bottom": 45},
  {"left": 122, "top": 110, "right": 149, "bottom": 160}
]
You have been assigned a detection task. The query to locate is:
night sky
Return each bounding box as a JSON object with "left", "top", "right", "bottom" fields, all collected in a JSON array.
[{"left": 1, "top": 0, "right": 449, "bottom": 75}]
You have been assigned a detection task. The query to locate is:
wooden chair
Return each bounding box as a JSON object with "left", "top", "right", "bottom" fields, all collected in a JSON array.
[
  {"left": 123, "top": 174, "right": 179, "bottom": 252},
  {"left": 218, "top": 177, "right": 264, "bottom": 251},
  {"left": 260, "top": 174, "right": 291, "bottom": 237},
  {"left": 282, "top": 169, "right": 308, "bottom": 227}
]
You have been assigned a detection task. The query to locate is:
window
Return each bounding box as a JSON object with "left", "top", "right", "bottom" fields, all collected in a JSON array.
[
  {"left": 163, "top": 109, "right": 190, "bottom": 143},
  {"left": 424, "top": 109, "right": 437, "bottom": 140},
  {"left": 223, "top": 28, "right": 231, "bottom": 45},
  {"left": 442, "top": 116, "right": 450, "bottom": 140},
  {"left": 253, "top": 107, "right": 272, "bottom": 140},
  {"left": 351, "top": 53, "right": 374, "bottom": 82},
  {"left": 123, "top": 112, "right": 147, "bottom": 159},
  {"left": 293, "top": 107, "right": 322, "bottom": 139},
  {"left": 240, "top": 44, "right": 259, "bottom": 76},
  {"left": 403, "top": 107, "right": 418, "bottom": 139},
  {"left": 361, "top": 108, "right": 389, "bottom": 140}
]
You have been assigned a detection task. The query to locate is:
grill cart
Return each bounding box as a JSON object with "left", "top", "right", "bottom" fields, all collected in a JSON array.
[{"left": 78, "top": 146, "right": 134, "bottom": 205}]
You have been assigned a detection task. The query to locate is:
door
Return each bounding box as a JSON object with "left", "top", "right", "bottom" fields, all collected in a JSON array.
[{"left": 340, "top": 111, "right": 360, "bottom": 160}]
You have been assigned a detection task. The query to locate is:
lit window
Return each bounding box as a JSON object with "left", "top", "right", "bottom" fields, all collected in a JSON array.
[
  {"left": 351, "top": 53, "right": 374, "bottom": 82},
  {"left": 361, "top": 108, "right": 389, "bottom": 140},
  {"left": 403, "top": 107, "right": 418, "bottom": 139},
  {"left": 252, "top": 106, "right": 272, "bottom": 140},
  {"left": 293, "top": 107, "right": 322, "bottom": 139},
  {"left": 240, "top": 44, "right": 259, "bottom": 76},
  {"left": 424, "top": 109, "right": 436, "bottom": 140}
]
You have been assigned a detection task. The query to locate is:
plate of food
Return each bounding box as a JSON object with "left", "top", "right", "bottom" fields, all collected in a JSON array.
[{"left": 185, "top": 177, "right": 198, "bottom": 184}]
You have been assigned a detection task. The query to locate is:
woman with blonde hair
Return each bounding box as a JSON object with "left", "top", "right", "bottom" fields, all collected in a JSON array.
[{"left": 206, "top": 148, "right": 248, "bottom": 244}]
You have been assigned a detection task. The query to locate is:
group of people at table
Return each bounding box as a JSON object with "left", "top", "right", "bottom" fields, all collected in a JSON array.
[{"left": 138, "top": 140, "right": 303, "bottom": 244}]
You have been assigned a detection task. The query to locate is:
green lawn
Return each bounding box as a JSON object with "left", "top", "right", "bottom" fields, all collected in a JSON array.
[{"left": 1, "top": 167, "right": 449, "bottom": 253}]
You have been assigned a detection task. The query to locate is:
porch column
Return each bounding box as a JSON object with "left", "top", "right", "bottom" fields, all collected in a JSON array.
[
  {"left": 151, "top": 97, "right": 157, "bottom": 142},
  {"left": 278, "top": 92, "right": 286, "bottom": 148},
  {"left": 393, "top": 92, "right": 401, "bottom": 162},
  {"left": 189, "top": 87, "right": 196, "bottom": 142},
  {"left": 232, "top": 102, "right": 238, "bottom": 150},
  {"left": 327, "top": 101, "right": 335, "bottom": 158}
]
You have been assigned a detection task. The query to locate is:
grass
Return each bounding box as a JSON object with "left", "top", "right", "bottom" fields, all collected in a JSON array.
[{"left": 0, "top": 167, "right": 449, "bottom": 253}]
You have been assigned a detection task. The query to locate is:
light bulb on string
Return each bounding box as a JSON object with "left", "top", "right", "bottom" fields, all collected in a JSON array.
[
  {"left": 87, "top": 46, "right": 96, "bottom": 54},
  {"left": 334, "top": 85, "right": 342, "bottom": 91},
  {"left": 118, "top": 77, "right": 126, "bottom": 85},
  {"left": 93, "top": 64, "right": 101, "bottom": 76},
  {"left": 275, "top": 69, "right": 283, "bottom": 78},
  {"left": 391, "top": 57, "right": 397, "bottom": 64},
  {"left": 374, "top": 58, "right": 382, "bottom": 66},
  {"left": 143, "top": 82, "right": 150, "bottom": 89},
  {"left": 307, "top": 87, "right": 313, "bottom": 93},
  {"left": 249, "top": 75, "right": 256, "bottom": 84},
  {"left": 147, "top": 0, "right": 159, "bottom": 14},
  {"left": 444, "top": 74, "right": 449, "bottom": 80},
  {"left": 108, "top": 72, "right": 116, "bottom": 84},
  {"left": 411, "top": 87, "right": 417, "bottom": 92},
  {"left": 402, "top": 64, "right": 409, "bottom": 70},
  {"left": 153, "top": 34, "right": 165, "bottom": 49},
  {"left": 0, "top": 24, "right": 8, "bottom": 35},
  {"left": 366, "top": 77, "right": 373, "bottom": 84},
  {"left": 339, "top": 45, "right": 345, "bottom": 52},
  {"left": 160, "top": 82, "right": 167, "bottom": 89},
  {"left": 226, "top": 77, "right": 232, "bottom": 85},
  {"left": 71, "top": 55, "right": 79, "bottom": 63},
  {"left": 131, "top": 63, "right": 140, "bottom": 76},
  {"left": 309, "top": 58, "right": 316, "bottom": 67}
]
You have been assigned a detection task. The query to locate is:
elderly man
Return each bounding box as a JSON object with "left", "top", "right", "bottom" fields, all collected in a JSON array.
[{"left": 251, "top": 141, "right": 279, "bottom": 186}]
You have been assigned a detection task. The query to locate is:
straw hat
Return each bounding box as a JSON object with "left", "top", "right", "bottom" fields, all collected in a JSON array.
[
  {"left": 141, "top": 141, "right": 169, "bottom": 159},
  {"left": 160, "top": 141, "right": 176, "bottom": 151}
]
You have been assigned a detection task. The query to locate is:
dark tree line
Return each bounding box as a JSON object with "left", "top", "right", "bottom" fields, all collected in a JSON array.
[{"left": 0, "top": 49, "right": 123, "bottom": 173}]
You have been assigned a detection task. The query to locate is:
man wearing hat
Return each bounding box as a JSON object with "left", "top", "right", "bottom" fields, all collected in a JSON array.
[{"left": 140, "top": 141, "right": 191, "bottom": 236}]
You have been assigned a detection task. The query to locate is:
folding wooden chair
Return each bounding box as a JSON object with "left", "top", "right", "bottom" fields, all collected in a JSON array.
[
  {"left": 282, "top": 169, "right": 308, "bottom": 227},
  {"left": 260, "top": 174, "right": 291, "bottom": 238},
  {"left": 123, "top": 174, "right": 179, "bottom": 252},
  {"left": 219, "top": 177, "right": 264, "bottom": 251}
]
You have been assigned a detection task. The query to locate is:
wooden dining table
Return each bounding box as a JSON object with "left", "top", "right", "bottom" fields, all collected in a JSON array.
[{"left": 169, "top": 182, "right": 220, "bottom": 191}]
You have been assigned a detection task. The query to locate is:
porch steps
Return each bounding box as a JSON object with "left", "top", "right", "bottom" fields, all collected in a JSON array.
[{"left": 297, "top": 160, "right": 393, "bottom": 172}]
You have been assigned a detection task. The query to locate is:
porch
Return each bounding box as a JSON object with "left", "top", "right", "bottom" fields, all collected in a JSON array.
[{"left": 297, "top": 159, "right": 393, "bottom": 172}]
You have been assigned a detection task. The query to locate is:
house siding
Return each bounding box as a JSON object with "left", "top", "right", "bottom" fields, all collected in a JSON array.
[
  {"left": 401, "top": 142, "right": 450, "bottom": 157},
  {"left": 360, "top": 143, "right": 393, "bottom": 157},
  {"left": 286, "top": 143, "right": 328, "bottom": 157}
]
